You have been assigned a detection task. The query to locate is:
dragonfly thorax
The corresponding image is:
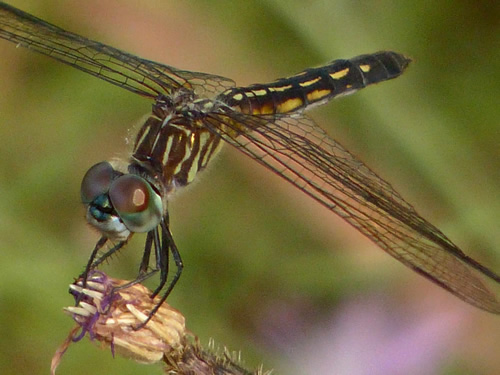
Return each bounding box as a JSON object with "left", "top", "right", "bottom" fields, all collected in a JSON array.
[
  {"left": 130, "top": 96, "right": 224, "bottom": 195},
  {"left": 152, "top": 88, "right": 219, "bottom": 115}
]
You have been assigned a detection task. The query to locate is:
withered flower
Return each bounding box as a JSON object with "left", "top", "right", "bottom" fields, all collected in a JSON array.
[
  {"left": 51, "top": 271, "right": 185, "bottom": 374},
  {"left": 52, "top": 271, "right": 261, "bottom": 375}
]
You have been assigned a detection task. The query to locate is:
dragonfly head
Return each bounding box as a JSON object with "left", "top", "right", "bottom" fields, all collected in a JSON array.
[{"left": 80, "top": 161, "right": 163, "bottom": 240}]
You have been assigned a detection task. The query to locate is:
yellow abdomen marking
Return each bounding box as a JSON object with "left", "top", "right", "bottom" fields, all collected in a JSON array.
[
  {"left": 231, "top": 93, "right": 244, "bottom": 101},
  {"left": 359, "top": 64, "right": 371, "bottom": 73},
  {"left": 306, "top": 89, "right": 331, "bottom": 102},
  {"left": 252, "top": 89, "right": 268, "bottom": 96},
  {"left": 269, "top": 84, "right": 293, "bottom": 92},
  {"left": 252, "top": 102, "right": 275, "bottom": 115},
  {"left": 330, "top": 67, "right": 350, "bottom": 80},
  {"left": 299, "top": 77, "right": 321, "bottom": 87},
  {"left": 276, "top": 97, "right": 304, "bottom": 113}
]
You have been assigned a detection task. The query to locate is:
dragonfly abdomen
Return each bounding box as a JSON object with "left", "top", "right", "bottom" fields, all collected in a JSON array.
[{"left": 219, "top": 51, "right": 410, "bottom": 116}]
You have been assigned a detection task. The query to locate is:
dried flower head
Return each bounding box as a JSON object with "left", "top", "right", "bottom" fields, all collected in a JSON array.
[{"left": 51, "top": 271, "right": 186, "bottom": 374}]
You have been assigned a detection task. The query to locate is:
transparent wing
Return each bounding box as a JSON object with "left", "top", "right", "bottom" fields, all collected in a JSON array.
[
  {"left": 0, "top": 3, "right": 234, "bottom": 99},
  {"left": 205, "top": 110, "right": 500, "bottom": 313}
]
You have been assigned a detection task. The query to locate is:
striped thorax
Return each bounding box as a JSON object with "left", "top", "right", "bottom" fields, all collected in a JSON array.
[{"left": 132, "top": 92, "right": 223, "bottom": 196}]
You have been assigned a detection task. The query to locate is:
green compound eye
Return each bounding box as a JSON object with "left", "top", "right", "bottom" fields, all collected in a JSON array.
[
  {"left": 81, "top": 161, "right": 114, "bottom": 204},
  {"left": 109, "top": 174, "right": 163, "bottom": 233}
]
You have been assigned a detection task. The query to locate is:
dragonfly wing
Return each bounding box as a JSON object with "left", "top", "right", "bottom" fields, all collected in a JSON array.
[
  {"left": 145, "top": 63, "right": 235, "bottom": 98},
  {"left": 205, "top": 110, "right": 500, "bottom": 313},
  {"left": 0, "top": 3, "right": 234, "bottom": 99}
]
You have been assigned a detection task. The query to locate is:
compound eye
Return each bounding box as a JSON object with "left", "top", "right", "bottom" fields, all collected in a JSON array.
[
  {"left": 81, "top": 162, "right": 114, "bottom": 204},
  {"left": 109, "top": 175, "right": 163, "bottom": 233}
]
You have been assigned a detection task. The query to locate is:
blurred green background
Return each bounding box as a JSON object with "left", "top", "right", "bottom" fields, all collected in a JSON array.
[{"left": 0, "top": 1, "right": 498, "bottom": 374}]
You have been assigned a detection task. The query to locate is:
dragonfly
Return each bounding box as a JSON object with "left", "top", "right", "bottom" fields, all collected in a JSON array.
[{"left": 1, "top": 2, "right": 498, "bottom": 323}]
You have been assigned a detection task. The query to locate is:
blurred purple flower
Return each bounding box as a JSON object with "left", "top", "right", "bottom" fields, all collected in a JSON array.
[{"left": 258, "top": 296, "right": 467, "bottom": 375}]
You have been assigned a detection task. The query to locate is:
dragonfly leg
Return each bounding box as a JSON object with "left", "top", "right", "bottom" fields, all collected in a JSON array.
[
  {"left": 133, "top": 218, "right": 183, "bottom": 329},
  {"left": 138, "top": 231, "right": 154, "bottom": 276},
  {"left": 151, "top": 216, "right": 170, "bottom": 298},
  {"left": 158, "top": 216, "right": 183, "bottom": 299},
  {"left": 76, "top": 236, "right": 125, "bottom": 305},
  {"left": 80, "top": 236, "right": 107, "bottom": 280},
  {"left": 89, "top": 239, "right": 127, "bottom": 270},
  {"left": 79, "top": 236, "right": 128, "bottom": 283},
  {"left": 114, "top": 228, "right": 161, "bottom": 291}
]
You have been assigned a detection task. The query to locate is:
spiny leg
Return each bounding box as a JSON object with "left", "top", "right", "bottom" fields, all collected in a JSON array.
[
  {"left": 79, "top": 236, "right": 127, "bottom": 283},
  {"left": 114, "top": 228, "right": 161, "bottom": 290},
  {"left": 112, "top": 214, "right": 171, "bottom": 292},
  {"left": 151, "top": 216, "right": 170, "bottom": 298},
  {"left": 79, "top": 236, "right": 107, "bottom": 281},
  {"left": 135, "top": 218, "right": 183, "bottom": 329},
  {"left": 138, "top": 231, "right": 154, "bottom": 276},
  {"left": 76, "top": 236, "right": 126, "bottom": 306}
]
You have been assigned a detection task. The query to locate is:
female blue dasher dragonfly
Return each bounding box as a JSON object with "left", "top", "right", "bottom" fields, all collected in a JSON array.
[{"left": 0, "top": 2, "right": 498, "bottom": 324}]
